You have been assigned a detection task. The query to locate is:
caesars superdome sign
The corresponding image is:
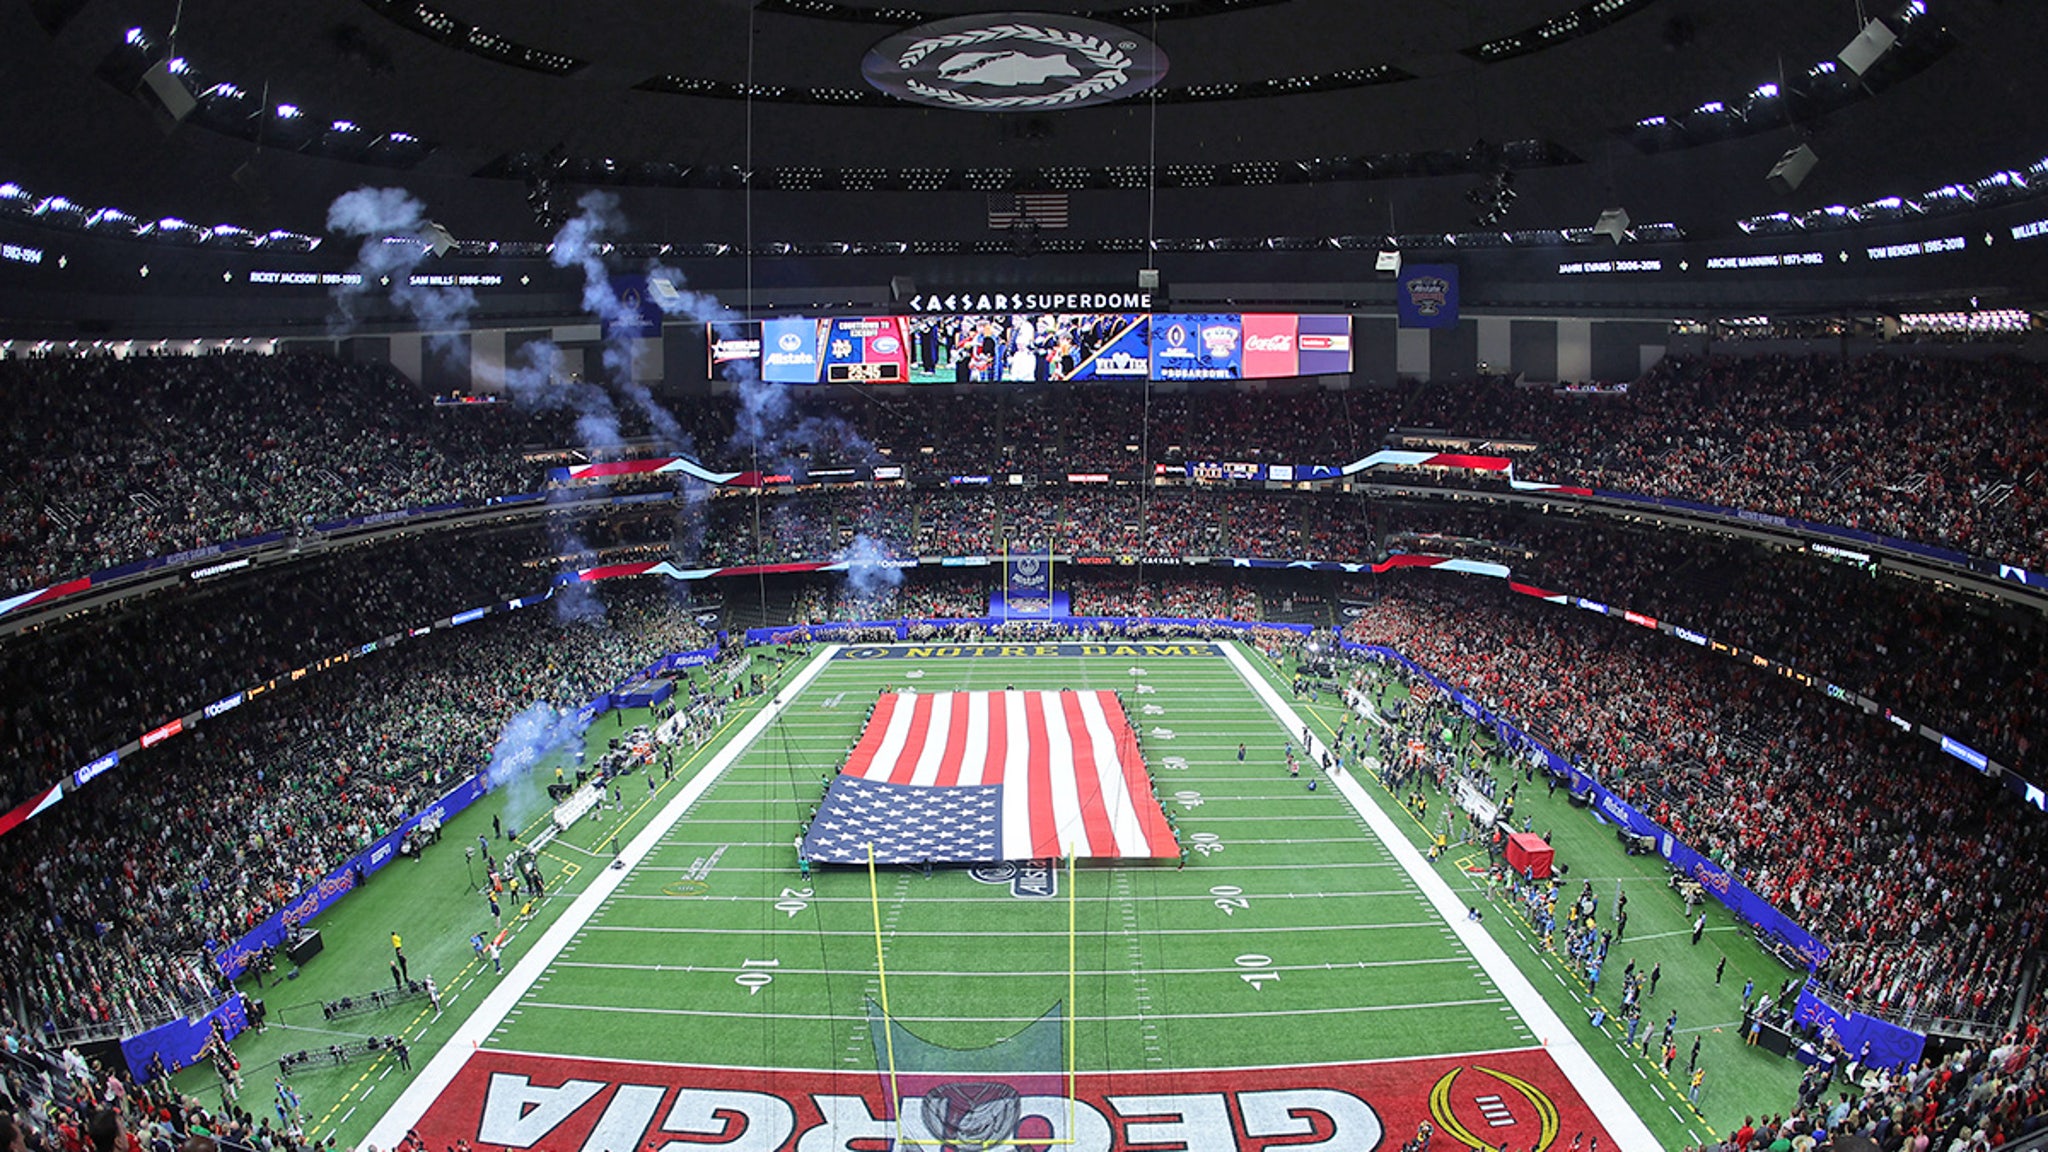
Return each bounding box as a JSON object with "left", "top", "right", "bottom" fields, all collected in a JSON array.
[{"left": 862, "top": 13, "right": 1169, "bottom": 112}]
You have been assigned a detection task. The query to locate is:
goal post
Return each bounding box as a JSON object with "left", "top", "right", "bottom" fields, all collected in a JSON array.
[{"left": 866, "top": 843, "right": 1080, "bottom": 1148}]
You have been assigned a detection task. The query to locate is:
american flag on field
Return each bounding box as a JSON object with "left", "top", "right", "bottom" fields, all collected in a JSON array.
[
  {"left": 801, "top": 690, "right": 1177, "bottom": 865},
  {"left": 986, "top": 192, "right": 1070, "bottom": 231}
]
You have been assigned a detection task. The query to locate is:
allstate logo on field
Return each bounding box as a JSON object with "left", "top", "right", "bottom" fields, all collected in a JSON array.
[
  {"left": 862, "top": 13, "right": 1169, "bottom": 112},
  {"left": 969, "top": 859, "right": 1058, "bottom": 898}
]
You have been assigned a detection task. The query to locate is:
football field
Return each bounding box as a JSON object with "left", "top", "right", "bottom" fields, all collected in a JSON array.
[{"left": 362, "top": 640, "right": 1664, "bottom": 1150}]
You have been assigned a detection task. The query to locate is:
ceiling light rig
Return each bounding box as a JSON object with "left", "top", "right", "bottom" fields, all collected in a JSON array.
[
  {"left": 1466, "top": 168, "right": 1518, "bottom": 228},
  {"left": 525, "top": 145, "right": 568, "bottom": 231}
]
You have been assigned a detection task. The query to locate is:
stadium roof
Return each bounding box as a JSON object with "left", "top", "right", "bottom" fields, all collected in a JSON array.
[{"left": 3, "top": 0, "right": 2048, "bottom": 316}]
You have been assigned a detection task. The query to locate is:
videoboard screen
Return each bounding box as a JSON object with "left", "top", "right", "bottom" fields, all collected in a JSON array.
[{"left": 711, "top": 313, "right": 1351, "bottom": 383}]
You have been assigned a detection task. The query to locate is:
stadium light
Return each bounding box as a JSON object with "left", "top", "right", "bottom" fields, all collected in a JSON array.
[
  {"left": 420, "top": 221, "right": 457, "bottom": 257},
  {"left": 1838, "top": 18, "right": 1896, "bottom": 76}
]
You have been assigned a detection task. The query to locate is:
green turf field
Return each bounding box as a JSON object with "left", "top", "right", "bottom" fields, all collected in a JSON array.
[
  {"left": 185, "top": 639, "right": 1811, "bottom": 1151},
  {"left": 486, "top": 645, "right": 1532, "bottom": 1077}
]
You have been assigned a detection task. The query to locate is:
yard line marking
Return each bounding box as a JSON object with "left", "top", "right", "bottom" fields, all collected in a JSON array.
[
  {"left": 512, "top": 998, "right": 1506, "bottom": 1023},
  {"left": 601, "top": 889, "right": 1428, "bottom": 904},
  {"left": 549, "top": 956, "right": 1474, "bottom": 978},
  {"left": 581, "top": 921, "right": 1449, "bottom": 937}
]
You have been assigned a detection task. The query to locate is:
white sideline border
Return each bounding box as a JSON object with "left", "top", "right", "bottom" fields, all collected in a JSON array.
[
  {"left": 1218, "top": 641, "right": 1666, "bottom": 1151},
  {"left": 361, "top": 644, "right": 845, "bottom": 1149}
]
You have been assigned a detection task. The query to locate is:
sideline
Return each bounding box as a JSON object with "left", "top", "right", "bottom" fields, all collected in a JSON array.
[
  {"left": 360, "top": 644, "right": 844, "bottom": 1149},
  {"left": 1218, "top": 641, "right": 1665, "bottom": 1151}
]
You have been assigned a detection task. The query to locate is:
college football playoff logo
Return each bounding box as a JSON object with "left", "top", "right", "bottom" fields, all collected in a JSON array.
[
  {"left": 1429, "top": 1066, "right": 1562, "bottom": 1150},
  {"left": 863, "top": 14, "right": 1169, "bottom": 112}
]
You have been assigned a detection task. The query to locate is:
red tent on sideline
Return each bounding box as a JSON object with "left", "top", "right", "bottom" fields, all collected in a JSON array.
[{"left": 1505, "top": 832, "right": 1554, "bottom": 880}]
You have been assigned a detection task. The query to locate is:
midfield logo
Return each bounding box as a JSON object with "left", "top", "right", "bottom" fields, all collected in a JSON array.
[{"left": 968, "top": 858, "right": 1058, "bottom": 898}]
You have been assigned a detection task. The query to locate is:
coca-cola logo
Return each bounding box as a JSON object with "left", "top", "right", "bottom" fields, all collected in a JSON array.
[{"left": 1244, "top": 333, "right": 1294, "bottom": 353}]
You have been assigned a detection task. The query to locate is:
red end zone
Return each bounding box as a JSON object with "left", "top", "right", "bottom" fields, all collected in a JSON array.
[{"left": 404, "top": 1047, "right": 1617, "bottom": 1151}]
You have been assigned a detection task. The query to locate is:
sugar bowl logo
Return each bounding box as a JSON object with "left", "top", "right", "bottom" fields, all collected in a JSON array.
[
  {"left": 863, "top": 14, "right": 1168, "bottom": 112},
  {"left": 1405, "top": 275, "right": 1452, "bottom": 317},
  {"left": 1199, "top": 323, "right": 1241, "bottom": 358}
]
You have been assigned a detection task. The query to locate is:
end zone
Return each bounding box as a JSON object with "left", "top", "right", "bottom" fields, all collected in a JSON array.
[{"left": 402, "top": 1046, "right": 1618, "bottom": 1151}]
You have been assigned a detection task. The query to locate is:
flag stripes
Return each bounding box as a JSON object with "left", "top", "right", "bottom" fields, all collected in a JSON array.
[
  {"left": 987, "top": 192, "right": 1071, "bottom": 231},
  {"left": 814, "top": 689, "right": 1176, "bottom": 863}
]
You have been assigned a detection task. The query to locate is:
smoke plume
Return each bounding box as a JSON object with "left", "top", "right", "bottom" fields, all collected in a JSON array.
[{"left": 324, "top": 187, "right": 475, "bottom": 354}]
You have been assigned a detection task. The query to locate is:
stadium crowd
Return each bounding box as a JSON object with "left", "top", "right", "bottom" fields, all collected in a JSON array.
[
  {"left": 4, "top": 348, "right": 2045, "bottom": 599},
  {"left": 685, "top": 486, "right": 1367, "bottom": 566},
  {"left": 0, "top": 583, "right": 710, "bottom": 1040},
  {"left": 1683, "top": 1031, "right": 2047, "bottom": 1149},
  {"left": 0, "top": 354, "right": 539, "bottom": 591},
  {"left": 0, "top": 1019, "right": 355, "bottom": 1152},
  {"left": 1341, "top": 577, "right": 2048, "bottom": 1032},
  {"left": 0, "top": 530, "right": 549, "bottom": 812},
  {"left": 1370, "top": 504, "right": 2045, "bottom": 780}
]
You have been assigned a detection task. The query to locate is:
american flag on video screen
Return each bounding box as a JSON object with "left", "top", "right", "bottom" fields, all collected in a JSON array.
[
  {"left": 801, "top": 690, "right": 1176, "bottom": 865},
  {"left": 987, "top": 192, "right": 1070, "bottom": 231}
]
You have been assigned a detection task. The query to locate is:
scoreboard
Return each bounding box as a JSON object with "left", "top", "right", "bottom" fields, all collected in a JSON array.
[{"left": 713, "top": 312, "right": 1352, "bottom": 384}]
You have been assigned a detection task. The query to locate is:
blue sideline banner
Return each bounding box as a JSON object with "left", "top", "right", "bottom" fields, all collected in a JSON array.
[
  {"left": 1793, "top": 987, "right": 1927, "bottom": 1072},
  {"left": 119, "top": 993, "right": 248, "bottom": 1081},
  {"left": 209, "top": 773, "right": 490, "bottom": 981}
]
